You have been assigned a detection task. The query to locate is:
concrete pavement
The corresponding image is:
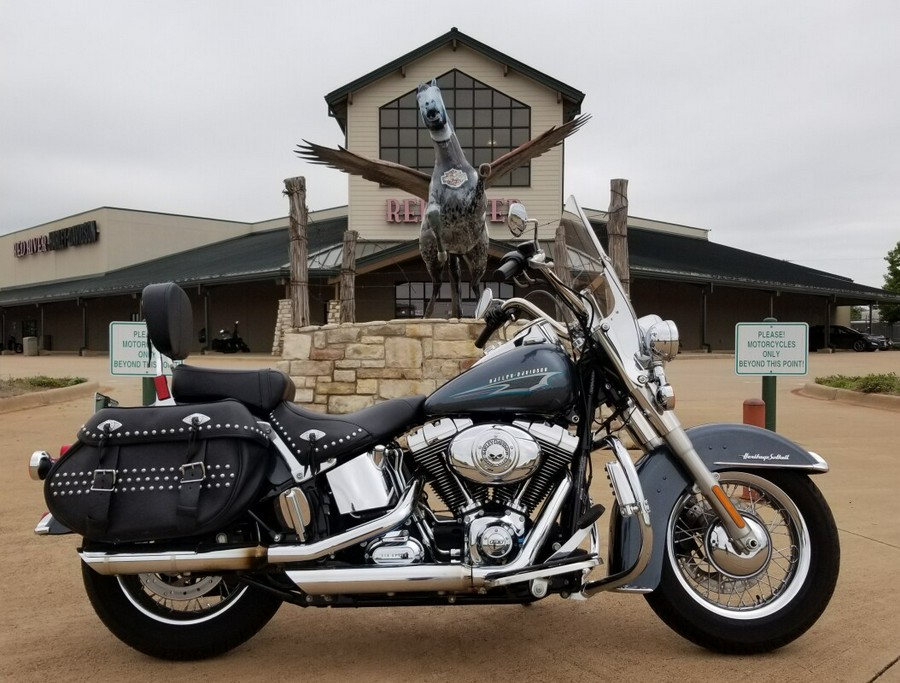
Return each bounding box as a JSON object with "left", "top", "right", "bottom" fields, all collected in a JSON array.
[{"left": 1, "top": 350, "right": 898, "bottom": 682}]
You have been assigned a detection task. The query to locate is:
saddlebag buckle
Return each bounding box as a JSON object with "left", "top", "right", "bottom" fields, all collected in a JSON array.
[
  {"left": 90, "top": 469, "right": 117, "bottom": 492},
  {"left": 179, "top": 462, "right": 206, "bottom": 484}
]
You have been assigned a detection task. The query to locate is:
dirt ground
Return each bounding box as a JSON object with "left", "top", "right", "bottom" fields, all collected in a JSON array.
[{"left": 1, "top": 351, "right": 898, "bottom": 682}]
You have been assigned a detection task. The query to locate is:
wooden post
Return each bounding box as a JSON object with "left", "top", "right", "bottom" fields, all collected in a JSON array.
[
  {"left": 553, "top": 224, "right": 570, "bottom": 320},
  {"left": 283, "top": 177, "right": 310, "bottom": 328},
  {"left": 340, "top": 230, "right": 358, "bottom": 323},
  {"left": 607, "top": 178, "right": 630, "bottom": 296},
  {"left": 553, "top": 224, "right": 570, "bottom": 287}
]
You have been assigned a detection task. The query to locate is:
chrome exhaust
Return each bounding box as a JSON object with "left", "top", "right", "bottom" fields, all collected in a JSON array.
[
  {"left": 81, "top": 546, "right": 267, "bottom": 576},
  {"left": 288, "top": 564, "right": 481, "bottom": 595},
  {"left": 81, "top": 480, "right": 423, "bottom": 576}
]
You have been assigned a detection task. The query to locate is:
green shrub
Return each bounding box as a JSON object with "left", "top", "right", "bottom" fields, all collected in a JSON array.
[
  {"left": 23, "top": 375, "right": 86, "bottom": 388},
  {"left": 815, "top": 372, "right": 900, "bottom": 395}
]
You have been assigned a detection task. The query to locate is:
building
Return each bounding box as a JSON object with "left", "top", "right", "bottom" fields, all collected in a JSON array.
[{"left": 2, "top": 28, "right": 898, "bottom": 354}]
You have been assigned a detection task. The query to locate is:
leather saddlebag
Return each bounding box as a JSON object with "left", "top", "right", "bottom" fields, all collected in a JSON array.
[{"left": 45, "top": 400, "right": 269, "bottom": 543}]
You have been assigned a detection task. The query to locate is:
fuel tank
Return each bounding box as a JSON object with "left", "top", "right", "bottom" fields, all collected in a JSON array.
[{"left": 424, "top": 342, "right": 577, "bottom": 419}]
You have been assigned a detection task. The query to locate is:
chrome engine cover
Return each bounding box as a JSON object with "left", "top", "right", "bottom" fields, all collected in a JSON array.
[{"left": 448, "top": 424, "right": 540, "bottom": 484}]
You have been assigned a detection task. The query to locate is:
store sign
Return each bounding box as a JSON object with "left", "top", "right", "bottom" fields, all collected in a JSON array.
[
  {"left": 735, "top": 322, "right": 808, "bottom": 375},
  {"left": 13, "top": 220, "right": 99, "bottom": 258},
  {"left": 385, "top": 198, "right": 520, "bottom": 224},
  {"left": 109, "top": 322, "right": 178, "bottom": 376}
]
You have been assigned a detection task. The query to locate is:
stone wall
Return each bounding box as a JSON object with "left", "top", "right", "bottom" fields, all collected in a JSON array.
[
  {"left": 271, "top": 299, "right": 292, "bottom": 356},
  {"left": 277, "top": 320, "right": 486, "bottom": 413}
]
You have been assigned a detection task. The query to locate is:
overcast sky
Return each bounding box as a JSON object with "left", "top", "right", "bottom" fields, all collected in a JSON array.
[{"left": 2, "top": 1, "right": 898, "bottom": 289}]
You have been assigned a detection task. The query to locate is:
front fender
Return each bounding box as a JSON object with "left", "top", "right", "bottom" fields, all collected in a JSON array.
[{"left": 609, "top": 423, "right": 827, "bottom": 591}]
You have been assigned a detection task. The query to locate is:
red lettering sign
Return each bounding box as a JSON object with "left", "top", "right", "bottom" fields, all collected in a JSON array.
[{"left": 384, "top": 198, "right": 520, "bottom": 224}]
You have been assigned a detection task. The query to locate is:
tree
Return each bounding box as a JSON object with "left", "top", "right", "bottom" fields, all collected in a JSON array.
[{"left": 878, "top": 241, "right": 900, "bottom": 325}]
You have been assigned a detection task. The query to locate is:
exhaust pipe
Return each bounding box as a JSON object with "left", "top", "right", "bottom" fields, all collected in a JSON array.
[
  {"left": 288, "top": 564, "right": 482, "bottom": 595},
  {"left": 81, "top": 546, "right": 267, "bottom": 576},
  {"left": 80, "top": 480, "right": 422, "bottom": 576}
]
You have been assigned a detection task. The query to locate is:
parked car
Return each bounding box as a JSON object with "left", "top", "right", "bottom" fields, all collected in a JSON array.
[{"left": 809, "top": 324, "right": 888, "bottom": 352}]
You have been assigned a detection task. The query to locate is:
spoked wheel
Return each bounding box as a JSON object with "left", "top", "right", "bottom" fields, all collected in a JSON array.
[
  {"left": 645, "top": 471, "right": 839, "bottom": 653},
  {"left": 82, "top": 563, "right": 282, "bottom": 660},
  {"left": 852, "top": 339, "right": 867, "bottom": 352}
]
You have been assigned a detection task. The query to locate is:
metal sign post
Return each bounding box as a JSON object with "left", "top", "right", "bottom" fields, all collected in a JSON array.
[{"left": 735, "top": 319, "right": 809, "bottom": 431}]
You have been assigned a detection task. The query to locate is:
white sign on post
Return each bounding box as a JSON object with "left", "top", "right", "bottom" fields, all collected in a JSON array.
[
  {"left": 735, "top": 322, "right": 809, "bottom": 376},
  {"left": 109, "top": 322, "right": 176, "bottom": 376}
]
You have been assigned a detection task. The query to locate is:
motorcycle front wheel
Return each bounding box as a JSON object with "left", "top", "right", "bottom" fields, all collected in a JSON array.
[
  {"left": 645, "top": 470, "right": 839, "bottom": 653},
  {"left": 82, "top": 563, "right": 282, "bottom": 660}
]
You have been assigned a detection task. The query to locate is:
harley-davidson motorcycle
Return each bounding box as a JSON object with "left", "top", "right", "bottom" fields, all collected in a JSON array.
[{"left": 29, "top": 197, "right": 839, "bottom": 660}]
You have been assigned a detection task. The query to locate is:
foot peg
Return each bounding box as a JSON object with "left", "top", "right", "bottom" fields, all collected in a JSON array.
[{"left": 577, "top": 503, "right": 606, "bottom": 529}]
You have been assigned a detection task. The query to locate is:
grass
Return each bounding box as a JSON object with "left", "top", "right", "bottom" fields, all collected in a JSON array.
[
  {"left": 0, "top": 375, "right": 87, "bottom": 399},
  {"left": 815, "top": 372, "right": 900, "bottom": 396}
]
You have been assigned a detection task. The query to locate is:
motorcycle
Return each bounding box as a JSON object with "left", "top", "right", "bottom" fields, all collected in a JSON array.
[
  {"left": 210, "top": 321, "right": 250, "bottom": 353},
  {"left": 28, "top": 197, "right": 839, "bottom": 660}
]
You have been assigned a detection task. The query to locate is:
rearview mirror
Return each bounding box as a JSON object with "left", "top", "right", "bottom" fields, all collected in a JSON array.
[{"left": 474, "top": 288, "right": 494, "bottom": 319}]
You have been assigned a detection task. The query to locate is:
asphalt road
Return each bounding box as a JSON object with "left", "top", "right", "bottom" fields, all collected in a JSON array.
[{"left": 1, "top": 351, "right": 898, "bottom": 682}]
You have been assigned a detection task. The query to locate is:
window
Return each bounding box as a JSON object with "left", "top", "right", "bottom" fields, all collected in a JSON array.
[
  {"left": 395, "top": 281, "right": 514, "bottom": 318},
  {"left": 380, "top": 70, "right": 532, "bottom": 187}
]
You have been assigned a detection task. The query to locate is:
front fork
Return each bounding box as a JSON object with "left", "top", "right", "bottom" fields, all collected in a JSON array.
[{"left": 627, "top": 408, "right": 762, "bottom": 554}]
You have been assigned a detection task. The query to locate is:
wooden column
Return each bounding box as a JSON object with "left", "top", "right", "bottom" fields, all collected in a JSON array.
[
  {"left": 340, "top": 230, "right": 358, "bottom": 323},
  {"left": 283, "top": 176, "right": 310, "bottom": 328},
  {"left": 553, "top": 224, "right": 571, "bottom": 320},
  {"left": 553, "top": 224, "right": 570, "bottom": 287},
  {"left": 607, "top": 178, "right": 630, "bottom": 297}
]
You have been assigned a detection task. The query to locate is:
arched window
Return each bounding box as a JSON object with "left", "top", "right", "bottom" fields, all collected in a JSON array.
[{"left": 379, "top": 70, "right": 532, "bottom": 187}]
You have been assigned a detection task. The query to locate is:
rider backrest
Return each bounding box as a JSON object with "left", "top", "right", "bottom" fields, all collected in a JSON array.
[{"left": 142, "top": 282, "right": 193, "bottom": 361}]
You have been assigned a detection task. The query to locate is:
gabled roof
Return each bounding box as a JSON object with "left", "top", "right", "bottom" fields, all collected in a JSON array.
[{"left": 324, "top": 27, "right": 586, "bottom": 133}]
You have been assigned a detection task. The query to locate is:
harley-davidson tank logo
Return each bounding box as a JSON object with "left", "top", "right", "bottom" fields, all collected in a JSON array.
[
  {"left": 449, "top": 367, "right": 561, "bottom": 401},
  {"left": 440, "top": 168, "right": 468, "bottom": 188},
  {"left": 488, "top": 367, "right": 549, "bottom": 385}
]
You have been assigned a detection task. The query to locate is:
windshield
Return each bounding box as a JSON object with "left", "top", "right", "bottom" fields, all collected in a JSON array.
[
  {"left": 556, "top": 196, "right": 622, "bottom": 316},
  {"left": 555, "top": 196, "right": 646, "bottom": 377}
]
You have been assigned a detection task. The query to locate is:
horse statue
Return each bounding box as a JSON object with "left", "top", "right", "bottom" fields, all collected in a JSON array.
[{"left": 298, "top": 79, "right": 588, "bottom": 318}]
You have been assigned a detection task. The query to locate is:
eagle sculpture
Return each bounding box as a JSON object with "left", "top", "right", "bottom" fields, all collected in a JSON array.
[{"left": 297, "top": 79, "right": 589, "bottom": 318}]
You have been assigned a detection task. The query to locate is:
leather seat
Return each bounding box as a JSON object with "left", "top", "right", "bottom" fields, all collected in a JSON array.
[{"left": 269, "top": 396, "right": 426, "bottom": 465}]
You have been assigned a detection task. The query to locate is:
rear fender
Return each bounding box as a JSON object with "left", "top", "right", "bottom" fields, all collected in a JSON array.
[{"left": 609, "top": 423, "right": 827, "bottom": 591}]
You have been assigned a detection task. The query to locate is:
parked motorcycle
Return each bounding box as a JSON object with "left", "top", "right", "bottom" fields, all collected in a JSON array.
[
  {"left": 210, "top": 321, "right": 250, "bottom": 354},
  {"left": 28, "top": 197, "right": 839, "bottom": 660}
]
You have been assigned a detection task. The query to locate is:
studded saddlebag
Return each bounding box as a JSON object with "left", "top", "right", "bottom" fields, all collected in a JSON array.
[{"left": 44, "top": 400, "right": 269, "bottom": 543}]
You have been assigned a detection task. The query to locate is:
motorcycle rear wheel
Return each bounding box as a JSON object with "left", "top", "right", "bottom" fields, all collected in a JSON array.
[
  {"left": 82, "top": 562, "right": 282, "bottom": 660},
  {"left": 645, "top": 471, "right": 839, "bottom": 653}
]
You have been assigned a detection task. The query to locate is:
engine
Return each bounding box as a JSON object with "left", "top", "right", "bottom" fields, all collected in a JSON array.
[{"left": 407, "top": 418, "right": 579, "bottom": 565}]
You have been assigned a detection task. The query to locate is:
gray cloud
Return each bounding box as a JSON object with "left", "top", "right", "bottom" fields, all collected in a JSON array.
[{"left": 2, "top": 0, "right": 897, "bottom": 287}]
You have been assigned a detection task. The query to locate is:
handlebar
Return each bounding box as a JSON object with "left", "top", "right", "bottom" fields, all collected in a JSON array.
[
  {"left": 494, "top": 243, "right": 538, "bottom": 282},
  {"left": 494, "top": 251, "right": 526, "bottom": 281}
]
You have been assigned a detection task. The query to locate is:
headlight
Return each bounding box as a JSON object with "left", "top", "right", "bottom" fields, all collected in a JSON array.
[{"left": 638, "top": 315, "right": 680, "bottom": 362}]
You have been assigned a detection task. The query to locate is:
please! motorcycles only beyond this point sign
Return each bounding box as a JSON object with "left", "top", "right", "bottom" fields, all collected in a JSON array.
[{"left": 735, "top": 322, "right": 809, "bottom": 376}]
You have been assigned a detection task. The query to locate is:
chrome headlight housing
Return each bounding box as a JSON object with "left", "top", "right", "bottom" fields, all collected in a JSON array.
[{"left": 638, "top": 315, "right": 680, "bottom": 362}]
